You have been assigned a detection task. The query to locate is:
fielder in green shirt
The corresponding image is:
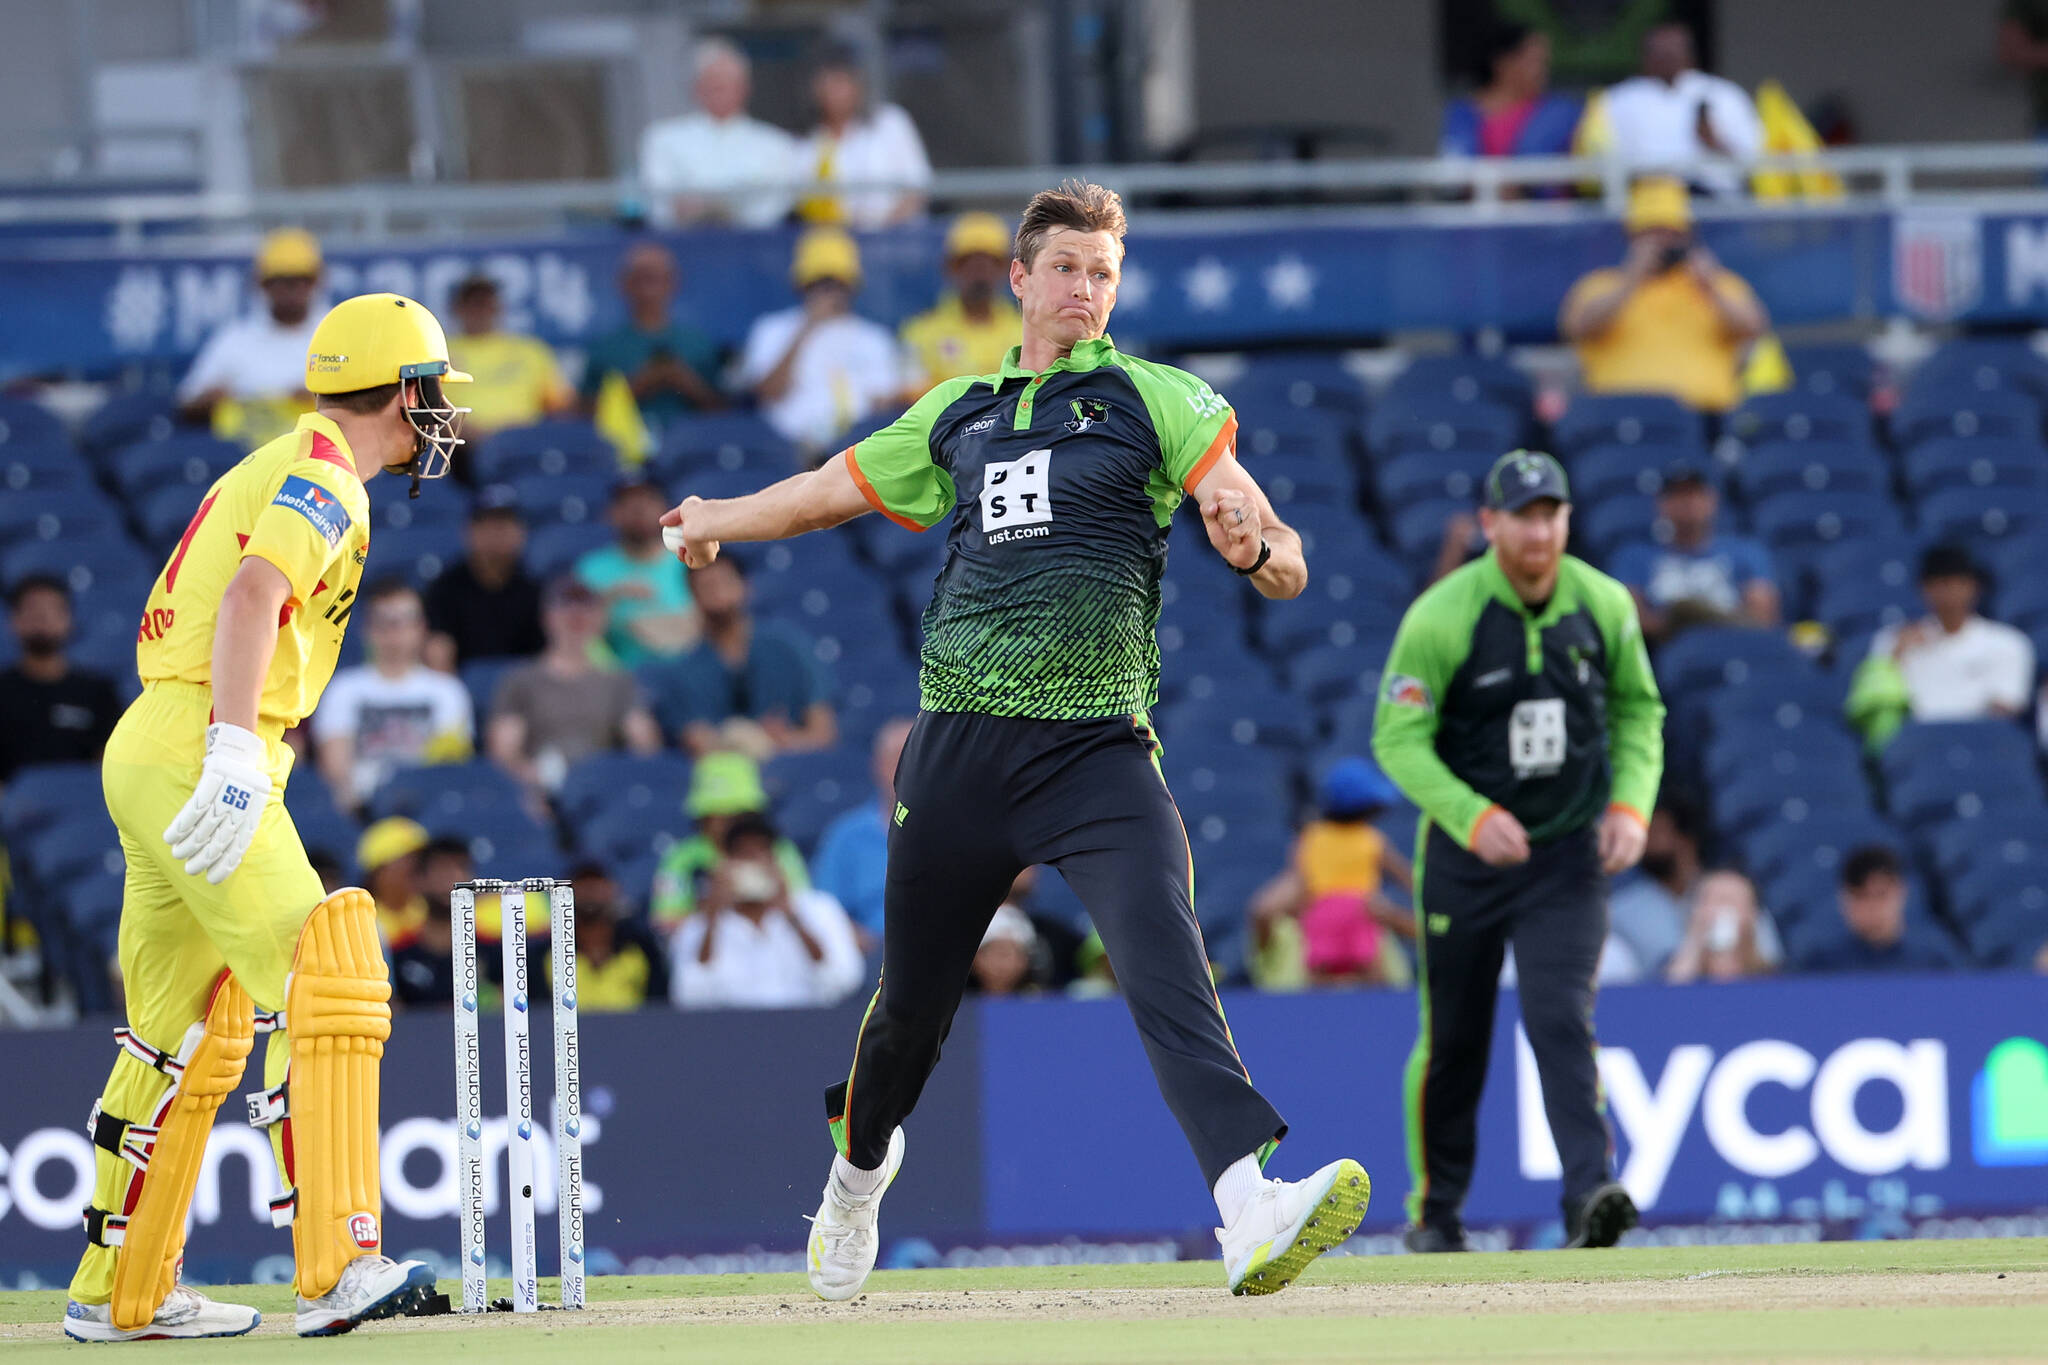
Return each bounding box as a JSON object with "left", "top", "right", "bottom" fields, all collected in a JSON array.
[{"left": 1372, "top": 449, "right": 1664, "bottom": 1255}]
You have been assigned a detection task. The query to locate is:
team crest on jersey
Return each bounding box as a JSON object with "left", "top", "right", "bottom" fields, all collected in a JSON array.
[
  {"left": 1385, "top": 673, "right": 1433, "bottom": 712},
  {"left": 1066, "top": 397, "right": 1112, "bottom": 433},
  {"left": 273, "top": 475, "right": 352, "bottom": 548}
]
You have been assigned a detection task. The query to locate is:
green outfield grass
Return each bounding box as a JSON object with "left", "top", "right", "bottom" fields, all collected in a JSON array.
[{"left": 3, "top": 1238, "right": 2043, "bottom": 1363}]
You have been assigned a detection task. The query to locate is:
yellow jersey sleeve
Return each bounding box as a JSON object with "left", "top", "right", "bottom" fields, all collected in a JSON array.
[{"left": 243, "top": 466, "right": 358, "bottom": 603}]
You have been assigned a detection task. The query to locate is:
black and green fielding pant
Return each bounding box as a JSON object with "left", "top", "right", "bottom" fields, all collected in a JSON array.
[
  {"left": 1404, "top": 818, "right": 1613, "bottom": 1230},
  {"left": 824, "top": 709, "right": 1287, "bottom": 1188}
]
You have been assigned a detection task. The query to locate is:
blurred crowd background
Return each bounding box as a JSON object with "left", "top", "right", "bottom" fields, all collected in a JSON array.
[{"left": 3, "top": 0, "right": 2048, "bottom": 1029}]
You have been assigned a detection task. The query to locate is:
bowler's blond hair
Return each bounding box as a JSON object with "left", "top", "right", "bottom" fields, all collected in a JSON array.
[{"left": 1014, "top": 179, "right": 1127, "bottom": 268}]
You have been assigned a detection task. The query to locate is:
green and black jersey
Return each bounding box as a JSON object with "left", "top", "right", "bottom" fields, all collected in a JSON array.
[
  {"left": 1371, "top": 551, "right": 1665, "bottom": 848},
  {"left": 847, "top": 335, "right": 1237, "bottom": 720}
]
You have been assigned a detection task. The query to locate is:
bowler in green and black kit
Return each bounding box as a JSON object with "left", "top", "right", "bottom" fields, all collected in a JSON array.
[
  {"left": 663, "top": 181, "right": 1370, "bottom": 1302},
  {"left": 1372, "top": 450, "right": 1665, "bottom": 1253}
]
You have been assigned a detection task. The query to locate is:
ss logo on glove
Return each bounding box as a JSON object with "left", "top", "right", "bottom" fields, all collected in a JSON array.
[{"left": 221, "top": 787, "right": 252, "bottom": 811}]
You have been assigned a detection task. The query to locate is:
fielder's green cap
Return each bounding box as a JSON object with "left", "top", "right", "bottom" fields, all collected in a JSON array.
[
  {"left": 1484, "top": 449, "right": 1571, "bottom": 511},
  {"left": 686, "top": 751, "right": 769, "bottom": 818}
]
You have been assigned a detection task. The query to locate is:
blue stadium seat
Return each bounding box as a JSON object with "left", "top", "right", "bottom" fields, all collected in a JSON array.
[
  {"left": 372, "top": 521, "right": 466, "bottom": 588},
  {"left": 0, "top": 490, "right": 125, "bottom": 549},
  {"left": 510, "top": 472, "right": 612, "bottom": 529},
  {"left": 0, "top": 761, "right": 106, "bottom": 839},
  {"left": 1160, "top": 649, "right": 1278, "bottom": 709},
  {"left": 1880, "top": 720, "right": 2043, "bottom": 788},
  {"left": 430, "top": 803, "right": 565, "bottom": 879},
  {"left": 1732, "top": 441, "right": 1890, "bottom": 503},
  {"left": 111, "top": 434, "right": 245, "bottom": 502},
  {"left": 0, "top": 396, "right": 68, "bottom": 452},
  {"left": 610, "top": 850, "right": 663, "bottom": 918},
  {"left": 1781, "top": 344, "right": 1877, "bottom": 399},
  {"left": 1967, "top": 901, "right": 2048, "bottom": 966},
  {"left": 1995, "top": 572, "right": 2048, "bottom": 633},
  {"left": 1701, "top": 685, "right": 1845, "bottom": 745},
  {"left": 1783, "top": 904, "right": 1959, "bottom": 970},
  {"left": 1576, "top": 494, "right": 1659, "bottom": 561},
  {"left": 1891, "top": 386, "right": 2041, "bottom": 449},
  {"left": 1944, "top": 846, "right": 2048, "bottom": 931},
  {"left": 283, "top": 785, "right": 364, "bottom": 874},
  {"left": 1261, "top": 557, "right": 1403, "bottom": 654},
  {"left": 136, "top": 483, "right": 209, "bottom": 550},
  {"left": 1704, "top": 723, "right": 1862, "bottom": 788},
  {"left": 1375, "top": 449, "right": 1494, "bottom": 511},
  {"left": 1389, "top": 497, "right": 1469, "bottom": 559},
  {"left": 1235, "top": 408, "right": 1349, "bottom": 467},
  {"left": 1812, "top": 572, "right": 1922, "bottom": 639},
  {"left": 1159, "top": 570, "right": 1249, "bottom": 650},
  {"left": 471, "top": 419, "right": 617, "bottom": 482},
  {"left": 1166, "top": 744, "right": 1294, "bottom": 822},
  {"left": 458, "top": 656, "right": 526, "bottom": 716},
  {"left": 672, "top": 465, "right": 772, "bottom": 504},
  {"left": 1712, "top": 764, "right": 1873, "bottom": 841},
  {"left": 1286, "top": 641, "right": 1386, "bottom": 709},
  {"left": 80, "top": 393, "right": 180, "bottom": 464},
  {"left": 1365, "top": 398, "right": 1521, "bottom": 460},
  {"left": 1740, "top": 811, "right": 1897, "bottom": 892},
  {"left": 1326, "top": 696, "right": 1378, "bottom": 752},
  {"left": 523, "top": 520, "right": 612, "bottom": 580},
  {"left": 1, "top": 537, "right": 156, "bottom": 595},
  {"left": 1551, "top": 394, "right": 1703, "bottom": 457},
  {"left": 1722, "top": 392, "right": 1871, "bottom": 450},
  {"left": 1901, "top": 438, "right": 2048, "bottom": 498},
  {"left": 2, "top": 445, "right": 95, "bottom": 493},
  {"left": 1656, "top": 625, "right": 1818, "bottom": 698},
  {"left": 1886, "top": 762, "right": 2045, "bottom": 829},
  {"left": 1568, "top": 443, "right": 1706, "bottom": 504},
  {"left": 372, "top": 484, "right": 470, "bottom": 533},
  {"left": 17, "top": 812, "right": 123, "bottom": 887},
  {"left": 1923, "top": 808, "right": 2046, "bottom": 882},
  {"left": 570, "top": 798, "right": 689, "bottom": 869},
  {"left": 655, "top": 413, "right": 797, "bottom": 479},
  {"left": 1918, "top": 484, "right": 2048, "bottom": 548},
  {"left": 1749, "top": 490, "right": 1902, "bottom": 552},
  {"left": 1275, "top": 501, "right": 1385, "bottom": 562},
  {"left": 1386, "top": 353, "right": 1532, "bottom": 412},
  {"left": 370, "top": 759, "right": 527, "bottom": 823},
  {"left": 1906, "top": 339, "right": 2048, "bottom": 405},
  {"left": 1245, "top": 449, "right": 1357, "bottom": 510},
  {"left": 1159, "top": 685, "right": 1316, "bottom": 754},
  {"left": 1230, "top": 356, "right": 1368, "bottom": 419},
  {"left": 556, "top": 752, "right": 694, "bottom": 830}
]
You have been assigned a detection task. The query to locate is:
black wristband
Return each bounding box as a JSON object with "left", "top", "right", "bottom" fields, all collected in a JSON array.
[{"left": 1231, "top": 538, "right": 1272, "bottom": 577}]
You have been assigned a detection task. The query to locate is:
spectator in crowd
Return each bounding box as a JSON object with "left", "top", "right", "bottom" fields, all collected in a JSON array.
[
  {"left": 639, "top": 37, "right": 798, "bottom": 229},
  {"left": 0, "top": 575, "right": 120, "bottom": 784},
  {"left": 669, "top": 813, "right": 864, "bottom": 1009},
  {"left": 968, "top": 904, "right": 1041, "bottom": 996},
  {"left": 1440, "top": 23, "right": 1582, "bottom": 164},
  {"left": 1664, "top": 870, "right": 1776, "bottom": 983},
  {"left": 425, "top": 487, "right": 548, "bottom": 671},
  {"left": 1799, "top": 845, "right": 1963, "bottom": 973},
  {"left": 574, "top": 473, "right": 696, "bottom": 665},
  {"left": 580, "top": 242, "right": 725, "bottom": 433},
  {"left": 645, "top": 557, "right": 835, "bottom": 756},
  {"left": 1597, "top": 22, "right": 1762, "bottom": 197},
  {"left": 487, "top": 578, "right": 662, "bottom": 794},
  {"left": 176, "top": 227, "right": 325, "bottom": 446},
  {"left": 793, "top": 47, "right": 931, "bottom": 228},
  {"left": 313, "top": 579, "right": 475, "bottom": 813},
  {"left": 1559, "top": 178, "right": 1767, "bottom": 413},
  {"left": 900, "top": 213, "right": 1021, "bottom": 393},
  {"left": 1610, "top": 464, "right": 1779, "bottom": 643},
  {"left": 444, "top": 274, "right": 574, "bottom": 443},
  {"left": 1996, "top": 3, "right": 2048, "bottom": 137},
  {"left": 1605, "top": 796, "right": 1703, "bottom": 974},
  {"left": 1248, "top": 759, "right": 1413, "bottom": 991},
  {"left": 358, "top": 816, "right": 430, "bottom": 951},
  {"left": 1848, "top": 545, "right": 2037, "bottom": 752},
  {"left": 739, "top": 227, "right": 910, "bottom": 452},
  {"left": 561, "top": 862, "right": 670, "bottom": 1011},
  {"left": 810, "top": 717, "right": 914, "bottom": 949},
  {"left": 650, "top": 751, "right": 811, "bottom": 932},
  {"left": 389, "top": 836, "right": 472, "bottom": 1008}
]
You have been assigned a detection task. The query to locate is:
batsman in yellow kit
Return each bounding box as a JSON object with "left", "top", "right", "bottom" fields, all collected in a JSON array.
[{"left": 62, "top": 293, "right": 471, "bottom": 1343}]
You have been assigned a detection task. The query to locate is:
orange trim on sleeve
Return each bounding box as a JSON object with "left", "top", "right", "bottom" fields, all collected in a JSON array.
[
  {"left": 1466, "top": 803, "right": 1507, "bottom": 848},
  {"left": 843, "top": 444, "right": 927, "bottom": 533},
  {"left": 1181, "top": 414, "right": 1239, "bottom": 492},
  {"left": 1607, "top": 802, "right": 1648, "bottom": 828}
]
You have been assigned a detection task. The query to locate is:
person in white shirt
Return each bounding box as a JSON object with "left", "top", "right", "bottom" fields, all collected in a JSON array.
[
  {"left": 671, "top": 813, "right": 865, "bottom": 1010},
  {"left": 1600, "top": 23, "right": 1762, "bottom": 198},
  {"left": 639, "top": 37, "right": 798, "bottom": 229},
  {"left": 794, "top": 48, "right": 931, "bottom": 229},
  {"left": 313, "top": 580, "right": 475, "bottom": 812},
  {"left": 1860, "top": 545, "right": 2035, "bottom": 731},
  {"left": 177, "top": 227, "right": 327, "bottom": 445},
  {"left": 739, "top": 227, "right": 909, "bottom": 451}
]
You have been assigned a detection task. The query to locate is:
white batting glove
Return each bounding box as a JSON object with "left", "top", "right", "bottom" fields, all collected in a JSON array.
[{"left": 164, "top": 722, "right": 273, "bottom": 885}]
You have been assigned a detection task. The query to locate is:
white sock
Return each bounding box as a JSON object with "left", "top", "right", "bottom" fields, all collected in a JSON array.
[
  {"left": 1212, "top": 1152, "right": 1268, "bottom": 1226},
  {"left": 833, "top": 1153, "right": 887, "bottom": 1197}
]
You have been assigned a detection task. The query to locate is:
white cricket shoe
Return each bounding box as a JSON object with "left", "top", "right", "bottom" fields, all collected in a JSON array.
[
  {"left": 806, "top": 1127, "right": 906, "bottom": 1302},
  {"left": 62, "top": 1285, "right": 260, "bottom": 1342},
  {"left": 1218, "top": 1157, "right": 1371, "bottom": 1296},
  {"left": 295, "top": 1254, "right": 436, "bottom": 1337}
]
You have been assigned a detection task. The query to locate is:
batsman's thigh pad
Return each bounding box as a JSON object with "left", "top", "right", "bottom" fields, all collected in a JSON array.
[
  {"left": 283, "top": 887, "right": 393, "bottom": 1298},
  {"left": 97, "top": 971, "right": 254, "bottom": 1330}
]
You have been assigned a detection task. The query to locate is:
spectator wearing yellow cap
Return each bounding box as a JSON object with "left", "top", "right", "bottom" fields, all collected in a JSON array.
[
  {"left": 648, "top": 751, "right": 811, "bottom": 936},
  {"left": 357, "top": 816, "right": 431, "bottom": 950},
  {"left": 1558, "top": 178, "right": 1768, "bottom": 413},
  {"left": 899, "top": 213, "right": 1022, "bottom": 395},
  {"left": 176, "top": 226, "right": 326, "bottom": 446},
  {"left": 738, "top": 227, "right": 911, "bottom": 451}
]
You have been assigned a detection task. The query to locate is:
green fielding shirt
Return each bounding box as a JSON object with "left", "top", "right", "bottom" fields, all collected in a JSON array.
[
  {"left": 1371, "top": 550, "right": 1666, "bottom": 848},
  {"left": 847, "top": 335, "right": 1237, "bottom": 720}
]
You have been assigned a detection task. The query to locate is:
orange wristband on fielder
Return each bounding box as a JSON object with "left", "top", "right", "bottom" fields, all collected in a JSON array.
[{"left": 1466, "top": 803, "right": 1508, "bottom": 848}]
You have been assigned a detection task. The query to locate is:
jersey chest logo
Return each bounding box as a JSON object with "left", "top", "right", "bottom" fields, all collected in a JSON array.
[{"left": 979, "top": 448, "right": 1054, "bottom": 543}]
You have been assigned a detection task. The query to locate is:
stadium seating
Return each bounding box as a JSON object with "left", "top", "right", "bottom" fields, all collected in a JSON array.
[
  {"left": 110, "top": 433, "right": 244, "bottom": 502},
  {"left": 653, "top": 413, "right": 797, "bottom": 480},
  {"left": 1901, "top": 437, "right": 2048, "bottom": 498},
  {"left": 1731, "top": 440, "right": 1890, "bottom": 502},
  {"left": 556, "top": 752, "right": 695, "bottom": 831},
  {"left": 1890, "top": 386, "right": 2041, "bottom": 449},
  {"left": 510, "top": 472, "right": 613, "bottom": 528},
  {"left": 525, "top": 521, "right": 612, "bottom": 580},
  {"left": 1722, "top": 392, "right": 1871, "bottom": 450},
  {"left": 1551, "top": 394, "right": 1703, "bottom": 457},
  {"left": 1365, "top": 397, "right": 1521, "bottom": 461},
  {"left": 1375, "top": 449, "right": 1494, "bottom": 511},
  {"left": 1780, "top": 344, "right": 1877, "bottom": 399},
  {"left": 3, "top": 443, "right": 95, "bottom": 493},
  {"left": 0, "top": 395, "right": 70, "bottom": 453},
  {"left": 1918, "top": 484, "right": 2048, "bottom": 548},
  {"left": 472, "top": 419, "right": 617, "bottom": 482},
  {"left": 79, "top": 393, "right": 180, "bottom": 463},
  {"left": 1230, "top": 354, "right": 1368, "bottom": 419},
  {"left": 1569, "top": 443, "right": 1705, "bottom": 503},
  {"left": 1385, "top": 353, "right": 1532, "bottom": 412}
]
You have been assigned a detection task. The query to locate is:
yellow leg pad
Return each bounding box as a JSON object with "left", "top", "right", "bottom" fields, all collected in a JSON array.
[
  {"left": 110, "top": 973, "right": 254, "bottom": 1331},
  {"left": 285, "top": 888, "right": 393, "bottom": 1300}
]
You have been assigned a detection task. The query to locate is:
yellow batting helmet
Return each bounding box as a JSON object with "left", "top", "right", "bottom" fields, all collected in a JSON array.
[{"left": 306, "top": 293, "right": 472, "bottom": 492}]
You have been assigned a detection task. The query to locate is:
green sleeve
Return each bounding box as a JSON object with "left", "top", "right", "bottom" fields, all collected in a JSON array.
[
  {"left": 1846, "top": 650, "right": 1910, "bottom": 754},
  {"left": 1114, "top": 354, "right": 1238, "bottom": 489},
  {"left": 844, "top": 376, "right": 970, "bottom": 531},
  {"left": 1371, "top": 586, "right": 1493, "bottom": 847},
  {"left": 1588, "top": 571, "right": 1666, "bottom": 821}
]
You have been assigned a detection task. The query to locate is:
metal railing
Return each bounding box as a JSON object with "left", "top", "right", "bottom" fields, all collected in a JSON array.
[{"left": 6, "top": 141, "right": 2048, "bottom": 248}]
